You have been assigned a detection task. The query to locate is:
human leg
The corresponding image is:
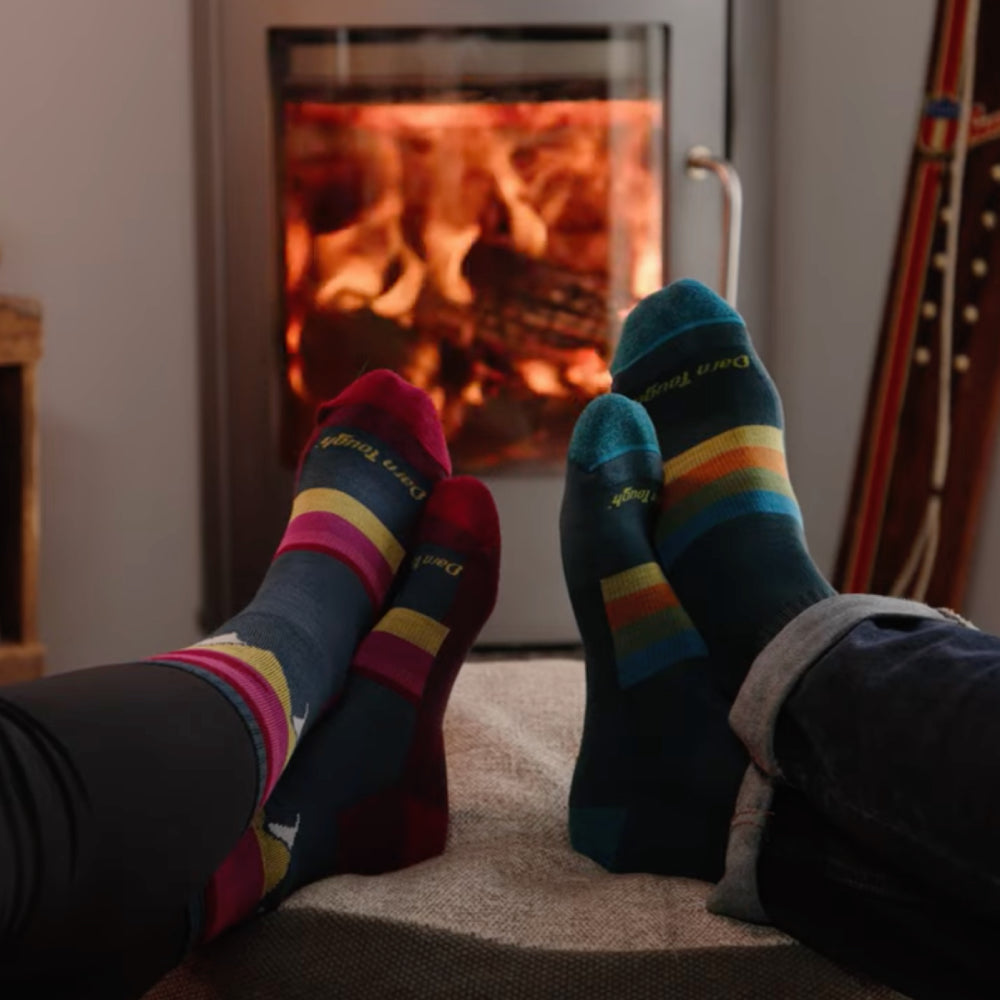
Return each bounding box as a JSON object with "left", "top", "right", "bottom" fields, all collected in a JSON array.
[
  {"left": 151, "top": 369, "right": 449, "bottom": 807},
  {"left": 758, "top": 783, "right": 1000, "bottom": 1000},
  {"left": 612, "top": 280, "right": 1000, "bottom": 996},
  {"left": 756, "top": 610, "right": 1000, "bottom": 918},
  {"left": 610, "top": 279, "right": 835, "bottom": 698},
  {"left": 194, "top": 475, "right": 500, "bottom": 941},
  {"left": 0, "top": 370, "right": 452, "bottom": 995},
  {"left": 561, "top": 392, "right": 747, "bottom": 880},
  {"left": 715, "top": 605, "right": 1000, "bottom": 999},
  {"left": 0, "top": 663, "right": 257, "bottom": 997}
]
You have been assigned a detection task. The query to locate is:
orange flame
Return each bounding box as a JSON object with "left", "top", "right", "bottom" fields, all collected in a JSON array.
[
  {"left": 286, "top": 100, "right": 659, "bottom": 321},
  {"left": 281, "top": 97, "right": 662, "bottom": 468}
]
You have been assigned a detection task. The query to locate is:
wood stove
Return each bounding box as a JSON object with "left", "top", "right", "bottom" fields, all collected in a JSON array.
[{"left": 193, "top": 0, "right": 729, "bottom": 644}]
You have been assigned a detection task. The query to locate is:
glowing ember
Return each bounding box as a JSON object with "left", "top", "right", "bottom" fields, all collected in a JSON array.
[
  {"left": 284, "top": 317, "right": 303, "bottom": 355},
  {"left": 518, "top": 359, "right": 570, "bottom": 398},
  {"left": 280, "top": 98, "right": 662, "bottom": 470}
]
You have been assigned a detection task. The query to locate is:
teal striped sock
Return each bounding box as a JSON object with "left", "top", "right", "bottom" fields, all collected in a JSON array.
[
  {"left": 561, "top": 394, "right": 747, "bottom": 879},
  {"left": 612, "top": 280, "right": 835, "bottom": 696}
]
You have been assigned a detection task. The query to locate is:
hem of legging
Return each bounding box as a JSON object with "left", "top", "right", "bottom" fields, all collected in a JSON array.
[
  {"left": 707, "top": 593, "right": 958, "bottom": 925},
  {"left": 147, "top": 659, "right": 267, "bottom": 807}
]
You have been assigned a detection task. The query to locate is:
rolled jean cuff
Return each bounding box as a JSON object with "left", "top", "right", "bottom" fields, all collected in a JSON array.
[
  {"left": 708, "top": 594, "right": 963, "bottom": 924},
  {"left": 730, "top": 595, "right": 956, "bottom": 776}
]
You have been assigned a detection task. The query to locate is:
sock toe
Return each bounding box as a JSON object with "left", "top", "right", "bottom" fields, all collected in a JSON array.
[
  {"left": 422, "top": 475, "right": 501, "bottom": 555},
  {"left": 315, "top": 369, "right": 452, "bottom": 480},
  {"left": 611, "top": 279, "right": 744, "bottom": 377},
  {"left": 567, "top": 393, "right": 660, "bottom": 471}
]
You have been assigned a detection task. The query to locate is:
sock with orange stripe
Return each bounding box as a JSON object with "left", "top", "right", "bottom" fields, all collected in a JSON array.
[
  {"left": 562, "top": 394, "right": 747, "bottom": 880},
  {"left": 612, "top": 280, "right": 835, "bottom": 696},
  {"left": 192, "top": 476, "right": 500, "bottom": 941},
  {"left": 150, "top": 370, "right": 450, "bottom": 809}
]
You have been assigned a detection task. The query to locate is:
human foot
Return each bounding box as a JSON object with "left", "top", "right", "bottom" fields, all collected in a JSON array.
[
  {"left": 611, "top": 281, "right": 835, "bottom": 696},
  {"left": 561, "top": 393, "right": 747, "bottom": 880},
  {"left": 195, "top": 475, "right": 500, "bottom": 941},
  {"left": 152, "top": 370, "right": 451, "bottom": 805}
]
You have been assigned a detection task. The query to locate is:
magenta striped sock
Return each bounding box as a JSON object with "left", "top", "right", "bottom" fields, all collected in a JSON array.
[
  {"left": 193, "top": 477, "right": 501, "bottom": 942},
  {"left": 149, "top": 371, "right": 451, "bottom": 806}
]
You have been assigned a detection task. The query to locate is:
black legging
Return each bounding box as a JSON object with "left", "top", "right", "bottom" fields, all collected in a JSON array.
[{"left": 0, "top": 663, "right": 258, "bottom": 999}]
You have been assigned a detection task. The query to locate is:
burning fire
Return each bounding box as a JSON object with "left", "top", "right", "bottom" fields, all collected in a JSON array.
[{"left": 281, "top": 98, "right": 662, "bottom": 470}]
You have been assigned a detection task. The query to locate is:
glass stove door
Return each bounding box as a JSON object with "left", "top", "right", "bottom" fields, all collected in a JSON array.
[
  {"left": 273, "top": 27, "right": 666, "bottom": 477},
  {"left": 202, "top": 0, "right": 728, "bottom": 644}
]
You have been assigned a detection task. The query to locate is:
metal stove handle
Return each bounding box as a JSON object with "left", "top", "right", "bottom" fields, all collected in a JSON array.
[{"left": 685, "top": 146, "right": 743, "bottom": 307}]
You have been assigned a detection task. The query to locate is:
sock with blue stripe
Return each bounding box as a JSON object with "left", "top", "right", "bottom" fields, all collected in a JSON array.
[
  {"left": 612, "top": 280, "right": 835, "bottom": 696},
  {"left": 193, "top": 476, "right": 500, "bottom": 941},
  {"left": 150, "top": 370, "right": 451, "bottom": 809},
  {"left": 561, "top": 394, "right": 747, "bottom": 880}
]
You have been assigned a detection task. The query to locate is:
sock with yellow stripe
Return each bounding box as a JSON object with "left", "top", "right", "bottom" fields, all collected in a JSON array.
[
  {"left": 150, "top": 370, "right": 450, "bottom": 810},
  {"left": 193, "top": 476, "right": 500, "bottom": 941},
  {"left": 612, "top": 280, "right": 835, "bottom": 696},
  {"left": 562, "top": 394, "right": 747, "bottom": 880}
]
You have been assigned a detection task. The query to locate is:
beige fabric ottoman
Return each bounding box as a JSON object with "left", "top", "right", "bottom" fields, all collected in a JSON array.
[{"left": 147, "top": 659, "right": 902, "bottom": 999}]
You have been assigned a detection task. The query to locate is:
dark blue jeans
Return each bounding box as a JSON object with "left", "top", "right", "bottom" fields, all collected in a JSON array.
[{"left": 728, "top": 606, "right": 1000, "bottom": 998}]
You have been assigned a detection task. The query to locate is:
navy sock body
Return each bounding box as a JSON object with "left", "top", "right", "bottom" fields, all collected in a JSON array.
[
  {"left": 612, "top": 281, "right": 835, "bottom": 695},
  {"left": 562, "top": 394, "right": 747, "bottom": 879}
]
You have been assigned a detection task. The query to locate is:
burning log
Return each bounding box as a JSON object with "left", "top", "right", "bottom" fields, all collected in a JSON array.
[
  {"left": 279, "top": 96, "right": 659, "bottom": 470},
  {"left": 290, "top": 244, "right": 611, "bottom": 470}
]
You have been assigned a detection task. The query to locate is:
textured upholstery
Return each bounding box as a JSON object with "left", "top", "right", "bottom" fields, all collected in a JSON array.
[{"left": 147, "top": 659, "right": 901, "bottom": 999}]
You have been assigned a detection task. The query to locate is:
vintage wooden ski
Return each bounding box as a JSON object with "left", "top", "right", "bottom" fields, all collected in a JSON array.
[{"left": 835, "top": 0, "right": 1000, "bottom": 608}]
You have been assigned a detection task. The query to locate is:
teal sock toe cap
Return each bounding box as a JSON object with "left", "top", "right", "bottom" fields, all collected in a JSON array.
[
  {"left": 611, "top": 279, "right": 744, "bottom": 376},
  {"left": 568, "top": 393, "right": 660, "bottom": 472}
]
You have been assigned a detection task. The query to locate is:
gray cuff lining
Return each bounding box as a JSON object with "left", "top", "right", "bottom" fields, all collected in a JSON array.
[
  {"left": 709, "top": 594, "right": 970, "bottom": 926},
  {"left": 707, "top": 763, "right": 773, "bottom": 924},
  {"left": 729, "top": 594, "right": 949, "bottom": 778}
]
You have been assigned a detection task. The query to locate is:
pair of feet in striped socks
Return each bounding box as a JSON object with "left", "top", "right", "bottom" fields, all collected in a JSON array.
[
  {"left": 151, "top": 371, "right": 502, "bottom": 942},
  {"left": 157, "top": 277, "right": 832, "bottom": 944},
  {"left": 564, "top": 279, "right": 834, "bottom": 879}
]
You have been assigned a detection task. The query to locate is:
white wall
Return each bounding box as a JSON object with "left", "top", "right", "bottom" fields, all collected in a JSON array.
[
  {"left": 770, "top": 1, "right": 933, "bottom": 574},
  {"left": 0, "top": 0, "right": 201, "bottom": 671}
]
